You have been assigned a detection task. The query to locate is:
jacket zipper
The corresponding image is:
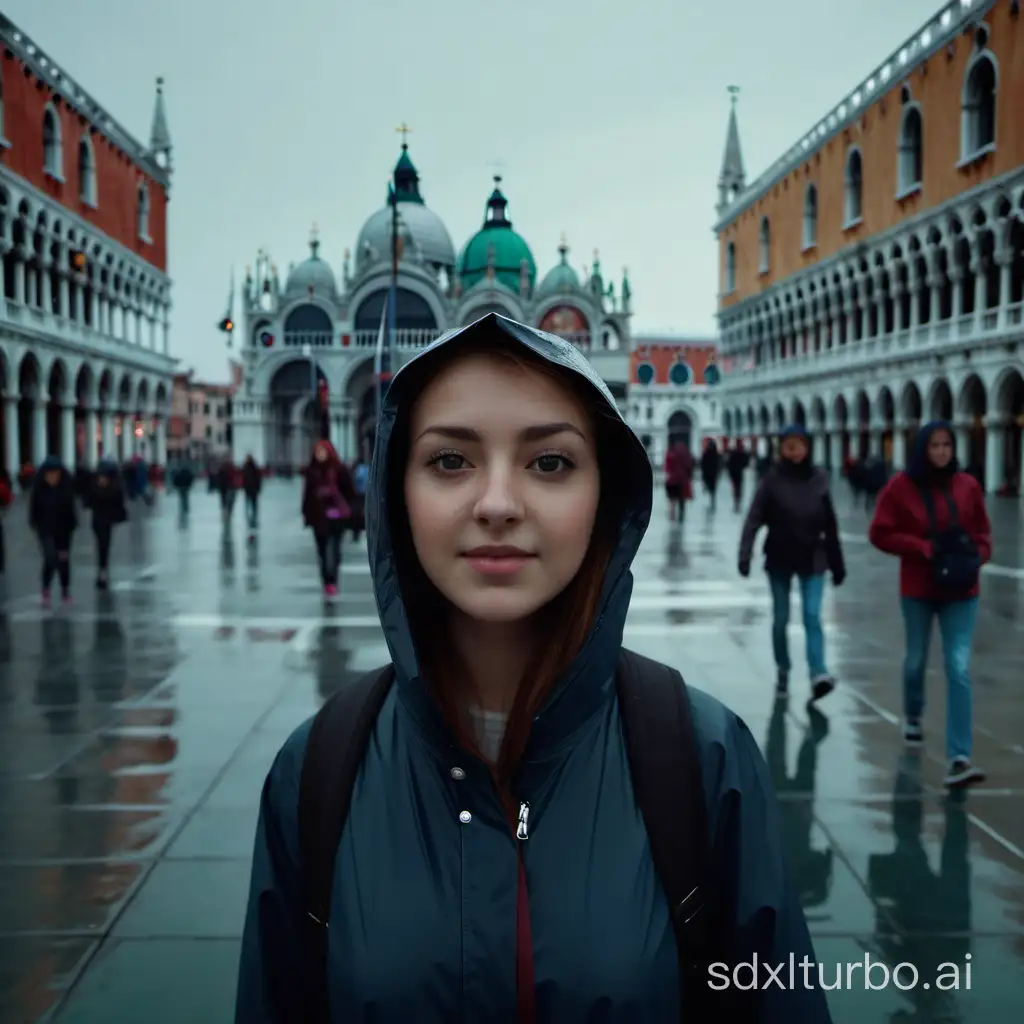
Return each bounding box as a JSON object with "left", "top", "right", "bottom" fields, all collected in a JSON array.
[{"left": 512, "top": 799, "right": 536, "bottom": 1024}]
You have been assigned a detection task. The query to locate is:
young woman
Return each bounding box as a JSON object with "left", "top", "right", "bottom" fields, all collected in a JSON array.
[
  {"left": 29, "top": 455, "right": 78, "bottom": 606},
  {"left": 663, "top": 439, "right": 693, "bottom": 522},
  {"left": 86, "top": 458, "right": 128, "bottom": 589},
  {"left": 868, "top": 421, "right": 991, "bottom": 788},
  {"left": 739, "top": 424, "right": 845, "bottom": 699},
  {"left": 301, "top": 440, "right": 356, "bottom": 597},
  {"left": 242, "top": 455, "right": 263, "bottom": 530},
  {"left": 237, "top": 315, "right": 829, "bottom": 1022}
]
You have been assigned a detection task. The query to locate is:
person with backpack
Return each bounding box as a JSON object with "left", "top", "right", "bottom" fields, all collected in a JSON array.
[
  {"left": 236, "top": 314, "right": 829, "bottom": 1023},
  {"left": 85, "top": 458, "right": 128, "bottom": 590},
  {"left": 738, "top": 424, "right": 845, "bottom": 701},
  {"left": 301, "top": 439, "right": 356, "bottom": 598},
  {"left": 868, "top": 421, "right": 990, "bottom": 788}
]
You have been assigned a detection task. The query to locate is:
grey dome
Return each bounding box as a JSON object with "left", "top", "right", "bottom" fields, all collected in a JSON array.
[
  {"left": 356, "top": 202, "right": 456, "bottom": 270},
  {"left": 536, "top": 239, "right": 580, "bottom": 298},
  {"left": 284, "top": 240, "right": 338, "bottom": 301}
]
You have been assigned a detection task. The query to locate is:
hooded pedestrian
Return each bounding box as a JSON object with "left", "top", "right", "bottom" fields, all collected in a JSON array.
[
  {"left": 739, "top": 424, "right": 845, "bottom": 700},
  {"left": 868, "top": 421, "right": 991, "bottom": 787},
  {"left": 28, "top": 455, "right": 78, "bottom": 606},
  {"left": 700, "top": 438, "right": 721, "bottom": 510},
  {"left": 171, "top": 460, "right": 195, "bottom": 518},
  {"left": 301, "top": 439, "right": 356, "bottom": 597},
  {"left": 216, "top": 459, "right": 240, "bottom": 520},
  {"left": 242, "top": 455, "right": 263, "bottom": 530},
  {"left": 236, "top": 315, "right": 830, "bottom": 1023},
  {"left": 86, "top": 458, "right": 128, "bottom": 589},
  {"left": 663, "top": 439, "right": 693, "bottom": 522},
  {"left": 725, "top": 441, "right": 750, "bottom": 512}
]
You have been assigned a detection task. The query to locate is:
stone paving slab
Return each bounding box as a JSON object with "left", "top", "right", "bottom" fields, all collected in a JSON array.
[{"left": 0, "top": 482, "right": 1021, "bottom": 1021}]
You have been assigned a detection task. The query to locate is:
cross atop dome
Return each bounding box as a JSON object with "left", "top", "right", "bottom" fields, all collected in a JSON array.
[
  {"left": 309, "top": 222, "right": 320, "bottom": 257},
  {"left": 396, "top": 122, "right": 412, "bottom": 148}
]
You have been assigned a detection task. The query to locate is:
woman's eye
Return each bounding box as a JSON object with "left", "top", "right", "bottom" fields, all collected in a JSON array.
[
  {"left": 429, "top": 452, "right": 467, "bottom": 472},
  {"left": 533, "top": 454, "right": 573, "bottom": 474}
]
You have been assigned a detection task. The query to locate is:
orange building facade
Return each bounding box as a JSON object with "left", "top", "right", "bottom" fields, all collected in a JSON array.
[
  {"left": 0, "top": 11, "right": 176, "bottom": 475},
  {"left": 714, "top": 0, "right": 1024, "bottom": 495},
  {"left": 625, "top": 337, "right": 724, "bottom": 464}
]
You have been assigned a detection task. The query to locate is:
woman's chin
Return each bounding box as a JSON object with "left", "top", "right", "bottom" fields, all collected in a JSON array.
[{"left": 450, "top": 590, "right": 547, "bottom": 626}]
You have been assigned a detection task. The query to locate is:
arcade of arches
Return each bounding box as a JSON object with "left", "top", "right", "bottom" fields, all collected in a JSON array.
[
  {"left": 0, "top": 350, "right": 170, "bottom": 475},
  {"left": 721, "top": 370, "right": 1024, "bottom": 495}
]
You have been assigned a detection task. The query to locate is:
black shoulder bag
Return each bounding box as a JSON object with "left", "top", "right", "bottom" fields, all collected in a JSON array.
[{"left": 916, "top": 482, "right": 981, "bottom": 590}]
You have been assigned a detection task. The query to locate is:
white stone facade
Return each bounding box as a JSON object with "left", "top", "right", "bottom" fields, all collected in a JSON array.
[{"left": 716, "top": 168, "right": 1024, "bottom": 495}]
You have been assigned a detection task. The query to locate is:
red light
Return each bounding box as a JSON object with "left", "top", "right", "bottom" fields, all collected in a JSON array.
[{"left": 260, "top": 330, "right": 274, "bottom": 347}]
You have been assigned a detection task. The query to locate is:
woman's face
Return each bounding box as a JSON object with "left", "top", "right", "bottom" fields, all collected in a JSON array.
[
  {"left": 314, "top": 444, "right": 328, "bottom": 462},
  {"left": 927, "top": 429, "right": 954, "bottom": 469},
  {"left": 405, "top": 352, "right": 601, "bottom": 625},
  {"left": 780, "top": 435, "right": 809, "bottom": 462}
]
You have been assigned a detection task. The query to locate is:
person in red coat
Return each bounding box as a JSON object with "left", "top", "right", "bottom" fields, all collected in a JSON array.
[
  {"left": 663, "top": 440, "right": 693, "bottom": 522},
  {"left": 301, "top": 439, "right": 357, "bottom": 598},
  {"left": 868, "top": 421, "right": 991, "bottom": 788}
]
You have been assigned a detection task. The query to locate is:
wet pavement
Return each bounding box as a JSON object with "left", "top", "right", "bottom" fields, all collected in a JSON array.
[{"left": 0, "top": 478, "right": 1022, "bottom": 1022}]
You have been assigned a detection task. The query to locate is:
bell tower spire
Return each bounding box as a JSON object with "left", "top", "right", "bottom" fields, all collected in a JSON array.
[
  {"left": 149, "top": 76, "right": 173, "bottom": 180},
  {"left": 717, "top": 85, "right": 745, "bottom": 214}
]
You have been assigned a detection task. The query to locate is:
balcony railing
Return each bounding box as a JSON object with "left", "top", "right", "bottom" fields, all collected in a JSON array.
[{"left": 724, "top": 299, "right": 1023, "bottom": 390}]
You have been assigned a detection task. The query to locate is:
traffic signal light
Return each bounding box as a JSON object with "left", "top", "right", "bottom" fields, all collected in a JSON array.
[
  {"left": 218, "top": 316, "right": 234, "bottom": 332},
  {"left": 259, "top": 330, "right": 274, "bottom": 348},
  {"left": 69, "top": 249, "right": 87, "bottom": 272}
]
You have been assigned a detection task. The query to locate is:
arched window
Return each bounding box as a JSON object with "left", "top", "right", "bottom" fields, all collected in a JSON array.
[
  {"left": 43, "top": 105, "right": 63, "bottom": 179},
  {"left": 725, "top": 242, "right": 736, "bottom": 292},
  {"left": 897, "top": 105, "right": 923, "bottom": 193},
  {"left": 78, "top": 134, "right": 97, "bottom": 206},
  {"left": 0, "top": 71, "right": 6, "bottom": 141},
  {"left": 802, "top": 184, "right": 818, "bottom": 248},
  {"left": 758, "top": 217, "right": 770, "bottom": 274},
  {"left": 961, "top": 54, "right": 996, "bottom": 157},
  {"left": 137, "top": 182, "right": 150, "bottom": 240},
  {"left": 843, "top": 148, "right": 862, "bottom": 225}
]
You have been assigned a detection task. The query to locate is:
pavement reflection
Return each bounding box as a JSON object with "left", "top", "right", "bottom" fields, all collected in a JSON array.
[{"left": 0, "top": 479, "right": 1020, "bottom": 1022}]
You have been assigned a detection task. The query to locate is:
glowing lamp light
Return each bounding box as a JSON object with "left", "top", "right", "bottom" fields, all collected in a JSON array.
[{"left": 133, "top": 424, "right": 144, "bottom": 438}]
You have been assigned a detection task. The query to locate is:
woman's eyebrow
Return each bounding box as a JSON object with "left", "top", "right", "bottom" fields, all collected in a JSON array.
[{"left": 414, "top": 422, "right": 586, "bottom": 444}]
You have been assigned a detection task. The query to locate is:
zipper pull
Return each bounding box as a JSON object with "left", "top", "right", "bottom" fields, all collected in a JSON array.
[{"left": 516, "top": 801, "right": 530, "bottom": 840}]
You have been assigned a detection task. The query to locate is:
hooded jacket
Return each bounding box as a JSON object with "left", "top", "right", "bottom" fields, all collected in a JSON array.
[
  {"left": 301, "top": 440, "right": 356, "bottom": 532},
  {"left": 87, "top": 459, "right": 128, "bottom": 528},
  {"left": 29, "top": 456, "right": 77, "bottom": 540},
  {"left": 868, "top": 421, "right": 991, "bottom": 600},
  {"left": 236, "top": 314, "right": 829, "bottom": 1023},
  {"left": 739, "top": 426, "right": 844, "bottom": 579}
]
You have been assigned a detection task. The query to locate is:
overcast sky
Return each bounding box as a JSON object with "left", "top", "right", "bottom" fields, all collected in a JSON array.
[{"left": 9, "top": 0, "right": 944, "bottom": 380}]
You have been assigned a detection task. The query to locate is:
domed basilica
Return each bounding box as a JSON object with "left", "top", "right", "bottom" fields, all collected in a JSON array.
[{"left": 230, "top": 143, "right": 633, "bottom": 466}]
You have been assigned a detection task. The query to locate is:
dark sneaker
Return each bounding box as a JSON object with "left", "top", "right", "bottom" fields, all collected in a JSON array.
[
  {"left": 944, "top": 759, "right": 985, "bottom": 788},
  {"left": 903, "top": 719, "right": 923, "bottom": 745},
  {"left": 809, "top": 674, "right": 835, "bottom": 702}
]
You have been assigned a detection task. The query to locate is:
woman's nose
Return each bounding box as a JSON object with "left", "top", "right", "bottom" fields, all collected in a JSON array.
[{"left": 473, "top": 466, "right": 524, "bottom": 522}]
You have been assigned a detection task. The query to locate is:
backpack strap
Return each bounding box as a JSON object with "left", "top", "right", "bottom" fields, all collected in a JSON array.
[
  {"left": 615, "top": 648, "right": 720, "bottom": 1017},
  {"left": 913, "top": 479, "right": 939, "bottom": 537},
  {"left": 298, "top": 664, "right": 395, "bottom": 1022}
]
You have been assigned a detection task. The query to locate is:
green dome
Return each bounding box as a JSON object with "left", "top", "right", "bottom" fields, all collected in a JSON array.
[
  {"left": 536, "top": 238, "right": 580, "bottom": 297},
  {"left": 458, "top": 177, "right": 536, "bottom": 293}
]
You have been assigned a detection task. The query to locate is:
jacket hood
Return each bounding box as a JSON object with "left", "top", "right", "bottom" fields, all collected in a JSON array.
[
  {"left": 905, "top": 420, "right": 958, "bottom": 479},
  {"left": 39, "top": 455, "right": 64, "bottom": 472},
  {"left": 308, "top": 439, "right": 341, "bottom": 466},
  {"left": 97, "top": 458, "right": 119, "bottom": 475},
  {"left": 366, "top": 313, "right": 653, "bottom": 750}
]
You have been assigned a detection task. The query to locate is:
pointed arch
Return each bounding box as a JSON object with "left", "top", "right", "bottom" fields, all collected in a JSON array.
[
  {"left": 137, "top": 180, "right": 151, "bottom": 240},
  {"left": 897, "top": 104, "right": 923, "bottom": 195},
  {"left": 43, "top": 103, "right": 64, "bottom": 179},
  {"left": 961, "top": 50, "right": 997, "bottom": 159},
  {"left": 78, "top": 133, "right": 98, "bottom": 206},
  {"left": 802, "top": 183, "right": 818, "bottom": 249},
  {"left": 758, "top": 217, "right": 770, "bottom": 274},
  {"left": 843, "top": 147, "right": 862, "bottom": 225}
]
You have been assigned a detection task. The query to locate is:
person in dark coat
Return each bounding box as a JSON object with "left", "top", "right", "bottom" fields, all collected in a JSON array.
[
  {"left": 216, "top": 459, "right": 240, "bottom": 521},
  {"left": 85, "top": 458, "right": 128, "bottom": 589},
  {"left": 739, "top": 424, "right": 845, "bottom": 699},
  {"left": 301, "top": 439, "right": 356, "bottom": 597},
  {"left": 868, "top": 421, "right": 990, "bottom": 788},
  {"left": 0, "top": 468, "right": 12, "bottom": 574},
  {"left": 236, "top": 314, "right": 831, "bottom": 1023},
  {"left": 171, "top": 460, "right": 195, "bottom": 518},
  {"left": 700, "top": 438, "right": 721, "bottom": 510},
  {"left": 29, "top": 455, "right": 78, "bottom": 606},
  {"left": 725, "top": 441, "right": 750, "bottom": 512},
  {"left": 241, "top": 455, "right": 262, "bottom": 529}
]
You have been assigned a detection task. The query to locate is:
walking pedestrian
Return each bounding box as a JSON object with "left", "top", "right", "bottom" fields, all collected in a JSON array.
[
  {"left": 301, "top": 439, "right": 355, "bottom": 598},
  {"left": 0, "top": 468, "right": 12, "bottom": 575},
  {"left": 242, "top": 455, "right": 262, "bottom": 532},
  {"left": 171, "top": 460, "right": 195, "bottom": 519},
  {"left": 217, "top": 459, "right": 240, "bottom": 522},
  {"left": 738, "top": 424, "right": 845, "bottom": 700},
  {"left": 868, "top": 420, "right": 990, "bottom": 788},
  {"left": 29, "top": 455, "right": 78, "bottom": 607},
  {"left": 85, "top": 458, "right": 128, "bottom": 590},
  {"left": 663, "top": 439, "right": 693, "bottom": 522},
  {"left": 235, "top": 313, "right": 830, "bottom": 1023},
  {"left": 726, "top": 441, "right": 750, "bottom": 512},
  {"left": 349, "top": 452, "right": 370, "bottom": 541},
  {"left": 700, "top": 438, "right": 721, "bottom": 511}
]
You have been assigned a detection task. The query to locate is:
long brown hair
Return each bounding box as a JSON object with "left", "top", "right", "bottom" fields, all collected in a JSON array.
[{"left": 386, "top": 338, "right": 629, "bottom": 788}]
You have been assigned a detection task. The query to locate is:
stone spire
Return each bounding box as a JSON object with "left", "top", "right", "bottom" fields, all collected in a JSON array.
[
  {"left": 717, "top": 85, "right": 745, "bottom": 214},
  {"left": 149, "top": 77, "right": 173, "bottom": 177}
]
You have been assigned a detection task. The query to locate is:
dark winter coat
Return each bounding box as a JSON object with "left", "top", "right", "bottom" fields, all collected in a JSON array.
[
  {"left": 739, "top": 458, "right": 845, "bottom": 579},
  {"left": 242, "top": 460, "right": 262, "bottom": 497},
  {"left": 868, "top": 421, "right": 991, "bottom": 601},
  {"left": 87, "top": 461, "right": 128, "bottom": 528},
  {"left": 236, "top": 314, "right": 829, "bottom": 1023},
  {"left": 29, "top": 457, "right": 77, "bottom": 543},
  {"left": 301, "top": 443, "right": 356, "bottom": 534}
]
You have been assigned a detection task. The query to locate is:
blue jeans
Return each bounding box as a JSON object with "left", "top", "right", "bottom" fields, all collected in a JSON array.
[
  {"left": 900, "top": 597, "right": 978, "bottom": 761},
  {"left": 768, "top": 572, "right": 827, "bottom": 678}
]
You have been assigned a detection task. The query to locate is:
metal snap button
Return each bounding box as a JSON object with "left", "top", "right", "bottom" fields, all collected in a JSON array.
[
  {"left": 459, "top": 810, "right": 472, "bottom": 824},
  {"left": 450, "top": 767, "right": 466, "bottom": 780}
]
